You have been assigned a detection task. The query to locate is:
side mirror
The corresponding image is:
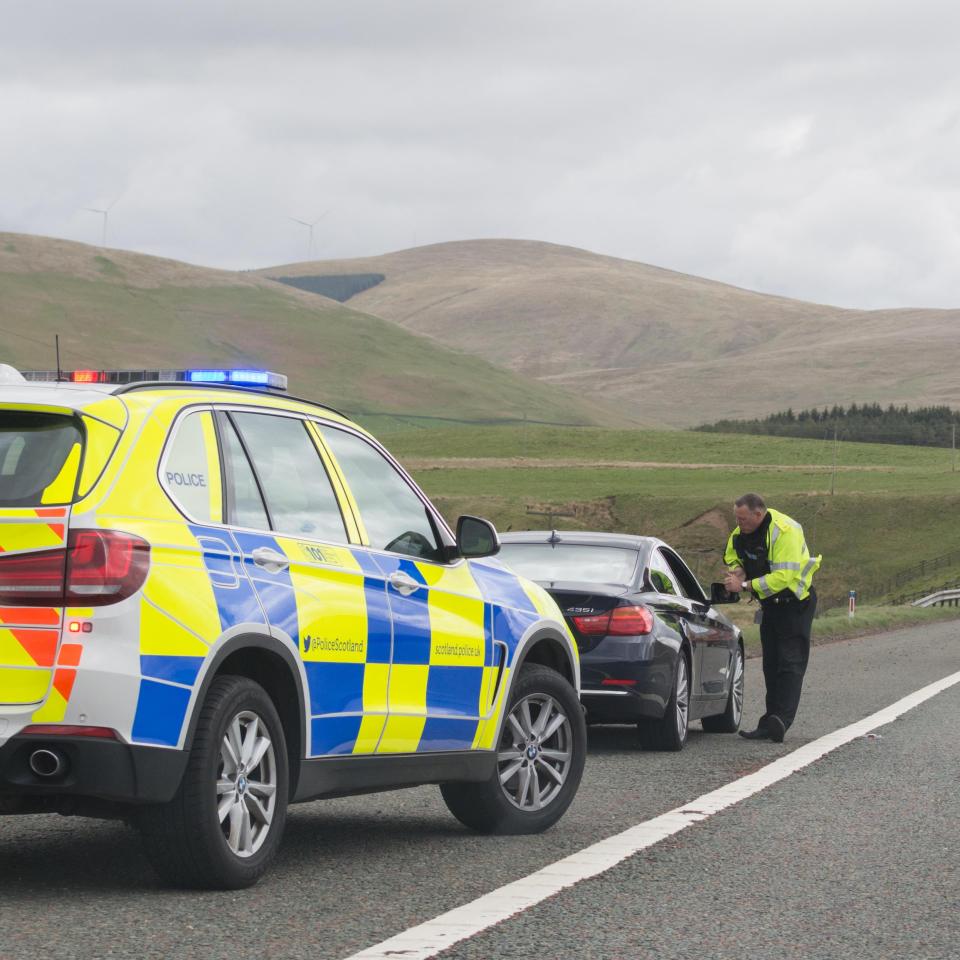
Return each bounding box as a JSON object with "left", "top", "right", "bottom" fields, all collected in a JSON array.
[
  {"left": 456, "top": 515, "right": 500, "bottom": 558},
  {"left": 710, "top": 582, "right": 741, "bottom": 605}
]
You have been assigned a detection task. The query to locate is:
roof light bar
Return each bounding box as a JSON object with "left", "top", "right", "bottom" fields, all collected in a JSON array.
[{"left": 20, "top": 369, "right": 288, "bottom": 391}]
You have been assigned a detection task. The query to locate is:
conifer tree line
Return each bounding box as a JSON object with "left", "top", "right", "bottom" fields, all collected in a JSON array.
[{"left": 696, "top": 403, "right": 960, "bottom": 447}]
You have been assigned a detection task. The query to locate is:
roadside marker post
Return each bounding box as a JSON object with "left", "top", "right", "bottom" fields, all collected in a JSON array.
[{"left": 849, "top": 590, "right": 856, "bottom": 618}]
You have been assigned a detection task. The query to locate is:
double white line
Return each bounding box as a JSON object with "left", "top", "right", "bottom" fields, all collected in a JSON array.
[{"left": 344, "top": 668, "right": 960, "bottom": 960}]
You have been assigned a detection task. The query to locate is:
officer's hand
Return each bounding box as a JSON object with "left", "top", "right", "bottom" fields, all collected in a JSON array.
[{"left": 723, "top": 571, "right": 743, "bottom": 593}]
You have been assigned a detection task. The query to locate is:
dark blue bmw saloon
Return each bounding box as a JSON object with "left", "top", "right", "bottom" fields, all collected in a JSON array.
[{"left": 498, "top": 532, "right": 744, "bottom": 751}]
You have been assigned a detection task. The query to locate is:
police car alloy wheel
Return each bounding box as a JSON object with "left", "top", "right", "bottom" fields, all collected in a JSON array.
[
  {"left": 440, "top": 664, "right": 587, "bottom": 834},
  {"left": 138, "top": 676, "right": 289, "bottom": 890},
  {"left": 217, "top": 709, "right": 279, "bottom": 858},
  {"left": 498, "top": 692, "right": 573, "bottom": 811}
]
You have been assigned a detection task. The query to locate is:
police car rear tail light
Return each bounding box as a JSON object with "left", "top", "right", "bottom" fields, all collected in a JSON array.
[
  {"left": 20, "top": 368, "right": 288, "bottom": 391},
  {"left": 0, "top": 548, "right": 66, "bottom": 603},
  {"left": 66, "top": 530, "right": 151, "bottom": 603},
  {"left": 0, "top": 529, "right": 150, "bottom": 605}
]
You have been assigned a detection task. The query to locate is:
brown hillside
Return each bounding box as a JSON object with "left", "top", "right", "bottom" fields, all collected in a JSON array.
[
  {"left": 0, "top": 233, "right": 624, "bottom": 426},
  {"left": 260, "top": 239, "right": 960, "bottom": 427}
]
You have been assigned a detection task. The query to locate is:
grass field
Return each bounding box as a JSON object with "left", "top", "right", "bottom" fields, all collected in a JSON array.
[{"left": 371, "top": 424, "right": 960, "bottom": 612}]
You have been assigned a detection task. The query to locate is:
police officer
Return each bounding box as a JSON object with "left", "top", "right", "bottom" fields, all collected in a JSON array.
[{"left": 723, "top": 493, "right": 821, "bottom": 743}]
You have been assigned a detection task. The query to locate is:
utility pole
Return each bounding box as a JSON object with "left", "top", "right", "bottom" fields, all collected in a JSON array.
[{"left": 953, "top": 423, "right": 957, "bottom": 474}]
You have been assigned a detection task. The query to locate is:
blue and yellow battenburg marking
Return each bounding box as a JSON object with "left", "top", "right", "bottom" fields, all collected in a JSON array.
[
  {"left": 131, "top": 522, "right": 251, "bottom": 746},
  {"left": 128, "top": 526, "right": 549, "bottom": 755}
]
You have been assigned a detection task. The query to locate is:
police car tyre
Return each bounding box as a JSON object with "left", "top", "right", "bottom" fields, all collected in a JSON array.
[
  {"left": 702, "top": 644, "right": 745, "bottom": 733},
  {"left": 638, "top": 650, "right": 690, "bottom": 752},
  {"left": 440, "top": 664, "right": 586, "bottom": 835},
  {"left": 137, "top": 675, "right": 289, "bottom": 890}
]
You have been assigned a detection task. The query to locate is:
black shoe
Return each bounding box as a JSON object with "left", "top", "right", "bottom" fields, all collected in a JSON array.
[
  {"left": 739, "top": 726, "right": 770, "bottom": 740},
  {"left": 767, "top": 715, "right": 786, "bottom": 743}
]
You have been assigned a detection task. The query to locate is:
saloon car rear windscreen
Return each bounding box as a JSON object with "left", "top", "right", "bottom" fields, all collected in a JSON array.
[
  {"left": 0, "top": 412, "right": 83, "bottom": 507},
  {"left": 498, "top": 544, "right": 639, "bottom": 587}
]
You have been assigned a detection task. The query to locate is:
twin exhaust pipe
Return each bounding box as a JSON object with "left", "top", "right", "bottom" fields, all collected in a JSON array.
[{"left": 28, "top": 748, "right": 68, "bottom": 779}]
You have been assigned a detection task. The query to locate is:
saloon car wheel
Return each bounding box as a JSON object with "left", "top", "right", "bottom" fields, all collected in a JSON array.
[
  {"left": 440, "top": 663, "right": 586, "bottom": 834},
  {"left": 638, "top": 651, "right": 690, "bottom": 752},
  {"left": 702, "top": 645, "right": 745, "bottom": 733},
  {"left": 137, "top": 675, "right": 289, "bottom": 889}
]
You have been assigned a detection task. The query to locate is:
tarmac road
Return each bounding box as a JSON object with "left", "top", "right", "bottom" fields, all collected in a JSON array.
[{"left": 1, "top": 619, "right": 958, "bottom": 960}]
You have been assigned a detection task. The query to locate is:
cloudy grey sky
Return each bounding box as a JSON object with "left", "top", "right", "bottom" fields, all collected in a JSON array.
[{"left": 3, "top": 0, "right": 960, "bottom": 308}]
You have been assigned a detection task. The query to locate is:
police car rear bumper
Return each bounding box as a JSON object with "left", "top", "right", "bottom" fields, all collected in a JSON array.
[{"left": 0, "top": 734, "right": 187, "bottom": 808}]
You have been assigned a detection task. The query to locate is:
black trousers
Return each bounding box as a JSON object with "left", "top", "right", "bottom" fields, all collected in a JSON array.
[{"left": 758, "top": 588, "right": 817, "bottom": 730}]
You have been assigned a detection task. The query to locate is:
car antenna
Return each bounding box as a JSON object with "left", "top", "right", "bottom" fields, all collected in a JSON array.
[
  {"left": 548, "top": 529, "right": 562, "bottom": 544},
  {"left": 55, "top": 334, "right": 63, "bottom": 382}
]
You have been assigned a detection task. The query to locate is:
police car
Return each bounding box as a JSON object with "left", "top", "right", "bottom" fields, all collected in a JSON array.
[{"left": 0, "top": 366, "right": 585, "bottom": 888}]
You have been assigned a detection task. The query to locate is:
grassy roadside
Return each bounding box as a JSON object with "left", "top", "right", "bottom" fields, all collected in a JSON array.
[{"left": 727, "top": 604, "right": 960, "bottom": 657}]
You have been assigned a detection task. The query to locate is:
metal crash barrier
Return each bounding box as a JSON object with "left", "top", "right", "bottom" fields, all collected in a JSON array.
[{"left": 912, "top": 589, "right": 960, "bottom": 608}]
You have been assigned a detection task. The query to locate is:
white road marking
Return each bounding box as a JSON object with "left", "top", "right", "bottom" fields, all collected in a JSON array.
[{"left": 342, "top": 668, "right": 960, "bottom": 960}]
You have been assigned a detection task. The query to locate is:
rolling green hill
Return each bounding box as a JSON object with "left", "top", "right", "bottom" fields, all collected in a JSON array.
[
  {"left": 0, "top": 234, "right": 629, "bottom": 427},
  {"left": 261, "top": 239, "right": 960, "bottom": 428}
]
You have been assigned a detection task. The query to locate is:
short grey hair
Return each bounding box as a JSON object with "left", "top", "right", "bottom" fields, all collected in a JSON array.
[{"left": 735, "top": 492, "right": 766, "bottom": 512}]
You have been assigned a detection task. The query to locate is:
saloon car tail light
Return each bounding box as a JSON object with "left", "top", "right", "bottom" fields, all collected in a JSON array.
[
  {"left": 608, "top": 605, "right": 654, "bottom": 635},
  {"left": 570, "top": 604, "right": 654, "bottom": 637},
  {"left": 0, "top": 531, "right": 149, "bottom": 606},
  {"left": 570, "top": 611, "right": 612, "bottom": 635}
]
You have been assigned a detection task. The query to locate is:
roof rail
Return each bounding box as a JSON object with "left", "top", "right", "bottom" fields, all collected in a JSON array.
[{"left": 112, "top": 380, "right": 350, "bottom": 420}]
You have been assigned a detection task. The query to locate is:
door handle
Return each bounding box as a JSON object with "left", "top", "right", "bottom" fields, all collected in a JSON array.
[
  {"left": 388, "top": 571, "right": 421, "bottom": 596},
  {"left": 252, "top": 546, "right": 289, "bottom": 573}
]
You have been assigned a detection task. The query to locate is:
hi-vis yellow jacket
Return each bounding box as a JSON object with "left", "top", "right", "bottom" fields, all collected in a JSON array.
[{"left": 724, "top": 508, "right": 821, "bottom": 601}]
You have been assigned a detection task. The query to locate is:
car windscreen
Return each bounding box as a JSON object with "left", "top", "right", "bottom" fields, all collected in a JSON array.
[
  {"left": 0, "top": 412, "right": 83, "bottom": 506},
  {"left": 497, "top": 543, "right": 639, "bottom": 587}
]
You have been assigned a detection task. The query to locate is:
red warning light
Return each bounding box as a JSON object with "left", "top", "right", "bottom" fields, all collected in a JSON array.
[{"left": 71, "top": 370, "right": 104, "bottom": 383}]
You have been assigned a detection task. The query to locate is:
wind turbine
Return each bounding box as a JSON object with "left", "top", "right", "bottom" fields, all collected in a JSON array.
[
  {"left": 84, "top": 197, "right": 120, "bottom": 248},
  {"left": 289, "top": 210, "right": 328, "bottom": 260}
]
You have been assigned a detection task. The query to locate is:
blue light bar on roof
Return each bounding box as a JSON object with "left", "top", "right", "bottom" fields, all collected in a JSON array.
[
  {"left": 228, "top": 369, "right": 270, "bottom": 385},
  {"left": 186, "top": 369, "right": 287, "bottom": 390}
]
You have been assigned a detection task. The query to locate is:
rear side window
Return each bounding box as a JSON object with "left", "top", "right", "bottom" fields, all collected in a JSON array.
[
  {"left": 162, "top": 411, "right": 223, "bottom": 523},
  {"left": 0, "top": 412, "right": 82, "bottom": 507},
  {"left": 648, "top": 550, "right": 679, "bottom": 596},
  {"left": 231, "top": 412, "right": 347, "bottom": 543}
]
